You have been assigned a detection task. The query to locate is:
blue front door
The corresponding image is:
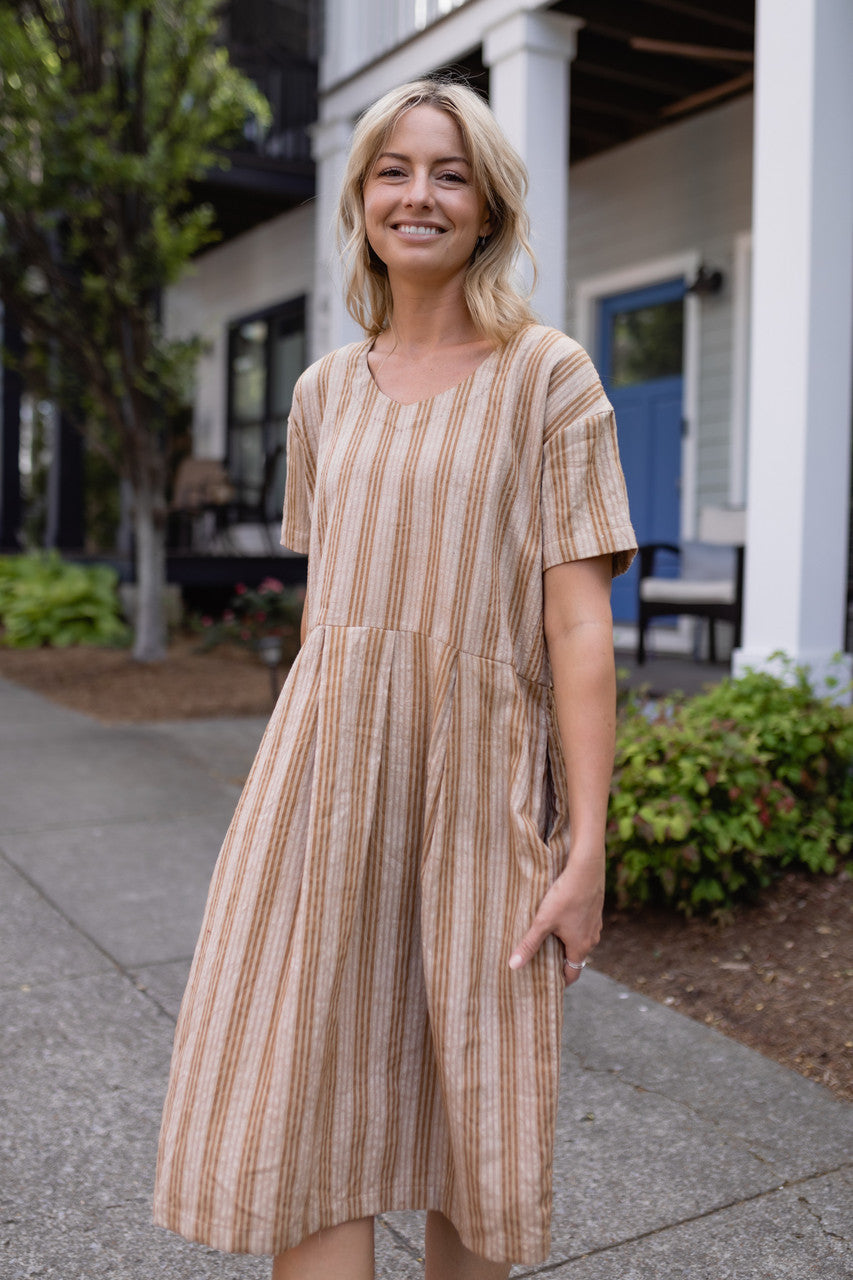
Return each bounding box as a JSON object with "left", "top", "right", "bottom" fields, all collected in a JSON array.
[{"left": 597, "top": 278, "right": 685, "bottom": 624}]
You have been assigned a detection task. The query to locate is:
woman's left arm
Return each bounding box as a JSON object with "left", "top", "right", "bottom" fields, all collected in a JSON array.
[{"left": 509, "top": 553, "right": 616, "bottom": 985}]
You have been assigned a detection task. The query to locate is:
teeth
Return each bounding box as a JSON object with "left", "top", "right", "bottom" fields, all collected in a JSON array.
[{"left": 397, "top": 224, "right": 442, "bottom": 236}]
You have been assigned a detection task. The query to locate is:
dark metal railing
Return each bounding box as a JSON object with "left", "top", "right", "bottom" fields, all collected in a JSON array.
[{"left": 229, "top": 50, "right": 317, "bottom": 165}]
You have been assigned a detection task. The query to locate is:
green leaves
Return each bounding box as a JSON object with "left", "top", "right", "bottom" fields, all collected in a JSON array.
[
  {"left": 609, "top": 659, "right": 853, "bottom": 916},
  {"left": 0, "top": 0, "right": 270, "bottom": 464},
  {"left": 0, "top": 553, "right": 129, "bottom": 648},
  {"left": 0, "top": 0, "right": 273, "bottom": 656}
]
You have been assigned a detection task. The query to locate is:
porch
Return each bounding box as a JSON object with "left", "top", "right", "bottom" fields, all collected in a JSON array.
[
  {"left": 616, "top": 650, "right": 729, "bottom": 700},
  {"left": 312, "top": 0, "right": 853, "bottom": 694}
]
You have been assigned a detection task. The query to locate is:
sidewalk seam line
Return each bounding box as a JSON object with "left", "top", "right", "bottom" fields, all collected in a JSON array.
[
  {"left": 513, "top": 1163, "right": 853, "bottom": 1275},
  {"left": 0, "top": 847, "right": 176, "bottom": 1023}
]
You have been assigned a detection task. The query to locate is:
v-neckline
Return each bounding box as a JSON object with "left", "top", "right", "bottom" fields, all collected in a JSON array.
[{"left": 361, "top": 338, "right": 500, "bottom": 408}]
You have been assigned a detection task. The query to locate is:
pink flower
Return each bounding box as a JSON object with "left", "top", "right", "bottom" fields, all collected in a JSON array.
[
  {"left": 260, "top": 577, "right": 284, "bottom": 593},
  {"left": 240, "top": 628, "right": 251, "bottom": 641},
  {"left": 223, "top": 609, "right": 235, "bottom": 622},
  {"left": 255, "top": 611, "right": 267, "bottom": 623},
  {"left": 235, "top": 583, "right": 247, "bottom": 595},
  {"left": 201, "top": 615, "right": 213, "bottom": 627}
]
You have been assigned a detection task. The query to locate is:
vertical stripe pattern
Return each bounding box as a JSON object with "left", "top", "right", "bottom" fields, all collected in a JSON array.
[{"left": 154, "top": 324, "right": 636, "bottom": 1265}]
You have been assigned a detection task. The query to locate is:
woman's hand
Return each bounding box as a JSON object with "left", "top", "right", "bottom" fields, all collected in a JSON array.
[
  {"left": 508, "top": 554, "right": 615, "bottom": 987},
  {"left": 509, "top": 846, "right": 604, "bottom": 986}
]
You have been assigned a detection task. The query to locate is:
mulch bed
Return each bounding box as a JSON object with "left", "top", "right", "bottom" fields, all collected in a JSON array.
[{"left": 1, "top": 638, "right": 850, "bottom": 1102}]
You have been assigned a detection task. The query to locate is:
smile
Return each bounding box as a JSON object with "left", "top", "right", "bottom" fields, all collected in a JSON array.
[{"left": 394, "top": 224, "right": 445, "bottom": 236}]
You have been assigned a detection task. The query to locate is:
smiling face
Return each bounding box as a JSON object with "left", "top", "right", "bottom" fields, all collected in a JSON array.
[{"left": 362, "top": 104, "right": 492, "bottom": 288}]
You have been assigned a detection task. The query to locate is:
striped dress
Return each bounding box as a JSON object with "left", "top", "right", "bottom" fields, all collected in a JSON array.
[{"left": 153, "top": 324, "right": 636, "bottom": 1265}]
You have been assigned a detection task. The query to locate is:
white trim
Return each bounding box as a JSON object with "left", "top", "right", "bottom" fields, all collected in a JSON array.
[
  {"left": 729, "top": 230, "right": 752, "bottom": 507},
  {"left": 575, "top": 250, "right": 702, "bottom": 658},
  {"left": 574, "top": 251, "right": 699, "bottom": 352},
  {"left": 320, "top": 0, "right": 550, "bottom": 110},
  {"left": 682, "top": 288, "right": 700, "bottom": 541},
  {"left": 574, "top": 248, "right": 702, "bottom": 541}
]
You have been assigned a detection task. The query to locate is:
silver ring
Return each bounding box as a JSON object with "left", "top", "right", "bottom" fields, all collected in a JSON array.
[{"left": 563, "top": 958, "right": 587, "bottom": 972}]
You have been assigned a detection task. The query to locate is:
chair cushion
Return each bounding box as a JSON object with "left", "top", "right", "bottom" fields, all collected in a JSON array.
[{"left": 640, "top": 577, "right": 736, "bottom": 605}]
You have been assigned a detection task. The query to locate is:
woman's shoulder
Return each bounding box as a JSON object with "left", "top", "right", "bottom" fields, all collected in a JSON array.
[
  {"left": 506, "top": 325, "right": 611, "bottom": 428},
  {"left": 293, "top": 339, "right": 371, "bottom": 419},
  {"left": 296, "top": 339, "right": 369, "bottom": 395},
  {"left": 505, "top": 324, "right": 604, "bottom": 397},
  {"left": 508, "top": 323, "right": 594, "bottom": 369}
]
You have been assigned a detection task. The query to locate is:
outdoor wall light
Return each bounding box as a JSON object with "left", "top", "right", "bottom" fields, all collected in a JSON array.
[{"left": 686, "top": 265, "right": 724, "bottom": 296}]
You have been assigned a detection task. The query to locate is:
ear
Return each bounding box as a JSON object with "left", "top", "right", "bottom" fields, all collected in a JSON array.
[{"left": 478, "top": 208, "right": 495, "bottom": 239}]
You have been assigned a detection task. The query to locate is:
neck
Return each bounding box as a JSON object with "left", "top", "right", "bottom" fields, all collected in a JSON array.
[{"left": 382, "top": 274, "right": 481, "bottom": 352}]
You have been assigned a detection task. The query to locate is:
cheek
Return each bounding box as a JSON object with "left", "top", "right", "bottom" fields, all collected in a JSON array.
[
  {"left": 365, "top": 188, "right": 395, "bottom": 229},
  {"left": 362, "top": 198, "right": 388, "bottom": 266}
]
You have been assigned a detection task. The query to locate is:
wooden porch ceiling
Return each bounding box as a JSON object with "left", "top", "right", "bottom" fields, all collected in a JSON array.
[
  {"left": 437, "top": 1, "right": 754, "bottom": 164},
  {"left": 552, "top": 0, "right": 755, "bottom": 161}
]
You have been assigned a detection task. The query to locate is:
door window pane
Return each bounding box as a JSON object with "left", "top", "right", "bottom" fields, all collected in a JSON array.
[
  {"left": 233, "top": 423, "right": 264, "bottom": 496},
  {"left": 610, "top": 299, "right": 683, "bottom": 388},
  {"left": 231, "top": 319, "right": 268, "bottom": 423},
  {"left": 227, "top": 299, "right": 306, "bottom": 523},
  {"left": 267, "top": 425, "right": 288, "bottom": 521},
  {"left": 271, "top": 324, "right": 305, "bottom": 417}
]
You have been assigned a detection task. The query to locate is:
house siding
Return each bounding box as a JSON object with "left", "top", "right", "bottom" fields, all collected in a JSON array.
[
  {"left": 168, "top": 96, "right": 754, "bottom": 525},
  {"left": 567, "top": 94, "right": 754, "bottom": 517},
  {"left": 164, "top": 202, "right": 315, "bottom": 461}
]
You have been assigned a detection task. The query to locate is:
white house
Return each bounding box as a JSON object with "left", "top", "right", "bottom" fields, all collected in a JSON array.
[{"left": 166, "top": 0, "right": 853, "bottom": 689}]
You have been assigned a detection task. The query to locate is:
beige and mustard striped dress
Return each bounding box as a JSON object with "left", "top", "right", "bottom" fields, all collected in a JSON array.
[{"left": 153, "top": 324, "right": 636, "bottom": 1265}]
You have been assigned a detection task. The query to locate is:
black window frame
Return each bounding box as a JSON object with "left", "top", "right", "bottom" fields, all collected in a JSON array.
[{"left": 226, "top": 295, "right": 306, "bottom": 522}]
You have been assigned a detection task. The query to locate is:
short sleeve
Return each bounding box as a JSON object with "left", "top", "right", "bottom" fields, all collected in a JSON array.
[
  {"left": 280, "top": 377, "right": 314, "bottom": 554},
  {"left": 541, "top": 401, "right": 637, "bottom": 579}
]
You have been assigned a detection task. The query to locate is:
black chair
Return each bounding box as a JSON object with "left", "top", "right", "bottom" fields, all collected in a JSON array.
[
  {"left": 637, "top": 507, "right": 746, "bottom": 664},
  {"left": 227, "top": 444, "right": 284, "bottom": 552},
  {"left": 169, "top": 458, "right": 235, "bottom": 551}
]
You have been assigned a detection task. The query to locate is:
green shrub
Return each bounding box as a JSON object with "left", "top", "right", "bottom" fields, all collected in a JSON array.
[
  {"left": 0, "top": 552, "right": 129, "bottom": 648},
  {"left": 608, "top": 660, "right": 853, "bottom": 916}
]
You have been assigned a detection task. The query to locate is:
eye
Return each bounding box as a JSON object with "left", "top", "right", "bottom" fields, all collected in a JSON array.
[
  {"left": 376, "top": 166, "right": 406, "bottom": 178},
  {"left": 438, "top": 171, "right": 466, "bottom": 183}
]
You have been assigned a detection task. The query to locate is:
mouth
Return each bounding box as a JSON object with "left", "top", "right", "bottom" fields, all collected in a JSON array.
[{"left": 392, "top": 223, "right": 446, "bottom": 237}]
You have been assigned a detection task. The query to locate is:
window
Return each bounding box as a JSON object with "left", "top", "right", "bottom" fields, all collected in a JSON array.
[
  {"left": 608, "top": 297, "right": 684, "bottom": 389},
  {"left": 227, "top": 297, "right": 306, "bottom": 522}
]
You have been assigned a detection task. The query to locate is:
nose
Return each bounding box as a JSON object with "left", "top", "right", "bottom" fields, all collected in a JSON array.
[{"left": 402, "top": 167, "right": 433, "bottom": 208}]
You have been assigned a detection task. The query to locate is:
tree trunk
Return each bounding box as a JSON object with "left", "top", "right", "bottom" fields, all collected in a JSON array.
[{"left": 132, "top": 478, "right": 167, "bottom": 661}]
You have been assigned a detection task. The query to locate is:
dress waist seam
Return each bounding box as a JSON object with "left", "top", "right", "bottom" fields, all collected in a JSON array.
[{"left": 306, "top": 619, "right": 550, "bottom": 690}]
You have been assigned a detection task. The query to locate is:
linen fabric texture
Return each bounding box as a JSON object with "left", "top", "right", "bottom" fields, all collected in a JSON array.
[{"left": 153, "top": 324, "right": 637, "bottom": 1264}]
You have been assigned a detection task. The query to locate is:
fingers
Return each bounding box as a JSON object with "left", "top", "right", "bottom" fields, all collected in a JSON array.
[
  {"left": 508, "top": 917, "right": 549, "bottom": 971},
  {"left": 509, "top": 873, "right": 602, "bottom": 975},
  {"left": 561, "top": 956, "right": 588, "bottom": 988}
]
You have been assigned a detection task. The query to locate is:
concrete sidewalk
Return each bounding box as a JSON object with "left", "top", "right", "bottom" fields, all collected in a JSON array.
[{"left": 1, "top": 675, "right": 850, "bottom": 1279}]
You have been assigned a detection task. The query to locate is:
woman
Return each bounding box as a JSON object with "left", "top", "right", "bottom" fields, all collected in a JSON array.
[{"left": 154, "top": 78, "right": 636, "bottom": 1280}]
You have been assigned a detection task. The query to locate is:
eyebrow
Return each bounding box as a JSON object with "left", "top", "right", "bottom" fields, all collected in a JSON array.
[{"left": 377, "top": 151, "right": 471, "bottom": 166}]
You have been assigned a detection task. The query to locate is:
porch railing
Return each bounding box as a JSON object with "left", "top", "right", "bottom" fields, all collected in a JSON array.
[{"left": 322, "top": 0, "right": 469, "bottom": 87}]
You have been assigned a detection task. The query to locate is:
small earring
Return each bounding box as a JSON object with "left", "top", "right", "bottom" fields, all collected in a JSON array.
[{"left": 476, "top": 235, "right": 488, "bottom": 253}]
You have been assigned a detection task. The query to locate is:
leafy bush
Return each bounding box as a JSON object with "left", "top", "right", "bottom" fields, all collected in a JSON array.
[
  {"left": 608, "top": 660, "right": 853, "bottom": 916},
  {"left": 197, "top": 577, "right": 304, "bottom": 660},
  {"left": 0, "top": 553, "right": 129, "bottom": 648}
]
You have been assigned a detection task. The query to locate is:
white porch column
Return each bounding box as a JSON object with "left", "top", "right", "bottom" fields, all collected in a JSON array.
[
  {"left": 310, "top": 116, "right": 362, "bottom": 361},
  {"left": 733, "top": 0, "right": 853, "bottom": 693},
  {"left": 482, "top": 11, "right": 582, "bottom": 331}
]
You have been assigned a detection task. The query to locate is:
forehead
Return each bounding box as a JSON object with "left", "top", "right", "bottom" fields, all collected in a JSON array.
[{"left": 380, "top": 103, "right": 469, "bottom": 158}]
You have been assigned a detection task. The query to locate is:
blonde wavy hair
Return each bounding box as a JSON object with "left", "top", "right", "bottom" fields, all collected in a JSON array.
[{"left": 337, "top": 78, "right": 538, "bottom": 346}]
